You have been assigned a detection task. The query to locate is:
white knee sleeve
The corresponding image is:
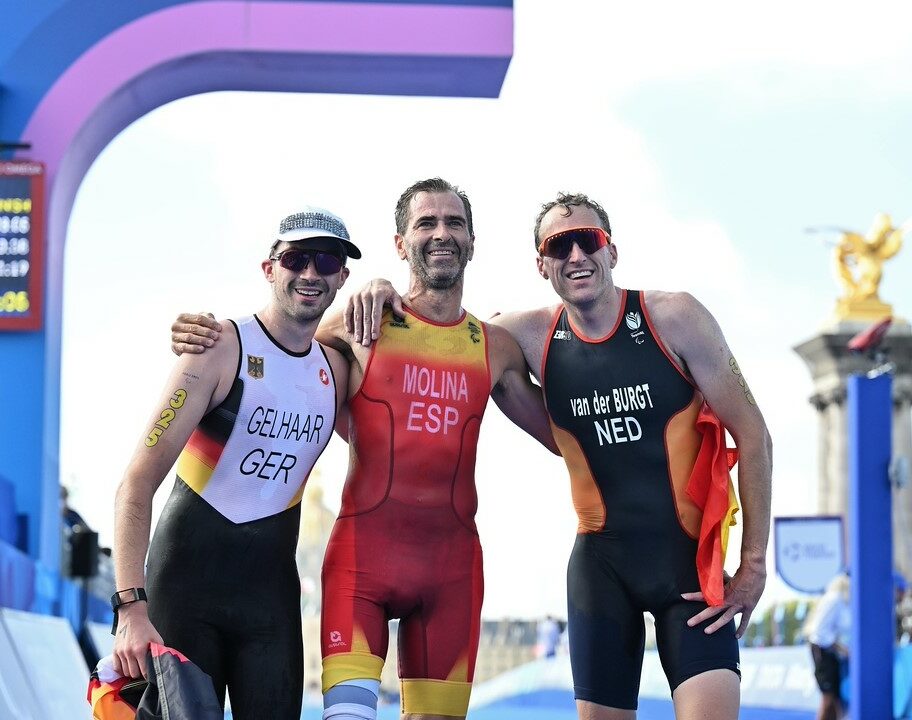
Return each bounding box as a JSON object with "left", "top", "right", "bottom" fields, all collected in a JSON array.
[
  {"left": 322, "top": 679, "right": 380, "bottom": 720},
  {"left": 321, "top": 703, "right": 376, "bottom": 720}
]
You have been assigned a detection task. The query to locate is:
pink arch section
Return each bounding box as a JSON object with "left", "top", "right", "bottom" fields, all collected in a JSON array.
[
  {"left": 24, "top": 1, "right": 513, "bottom": 184},
  {"left": 19, "top": 0, "right": 512, "bottom": 569}
]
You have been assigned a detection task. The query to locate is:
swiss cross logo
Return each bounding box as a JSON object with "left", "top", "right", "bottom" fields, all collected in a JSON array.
[{"left": 319, "top": 368, "right": 330, "bottom": 385}]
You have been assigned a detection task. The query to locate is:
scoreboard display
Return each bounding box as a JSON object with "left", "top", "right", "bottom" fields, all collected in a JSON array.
[{"left": 0, "top": 161, "right": 44, "bottom": 330}]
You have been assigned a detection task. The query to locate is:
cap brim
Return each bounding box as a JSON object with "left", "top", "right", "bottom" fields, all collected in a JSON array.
[{"left": 279, "top": 229, "right": 361, "bottom": 259}]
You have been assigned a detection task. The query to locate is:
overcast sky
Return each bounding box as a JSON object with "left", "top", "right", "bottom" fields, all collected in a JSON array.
[{"left": 61, "top": 1, "right": 912, "bottom": 618}]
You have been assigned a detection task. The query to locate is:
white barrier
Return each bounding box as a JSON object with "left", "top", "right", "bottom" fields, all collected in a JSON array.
[
  {"left": 0, "top": 608, "right": 91, "bottom": 720},
  {"left": 471, "top": 645, "right": 820, "bottom": 711}
]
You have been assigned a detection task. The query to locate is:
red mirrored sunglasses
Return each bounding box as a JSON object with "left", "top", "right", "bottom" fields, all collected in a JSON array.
[
  {"left": 271, "top": 248, "right": 345, "bottom": 276},
  {"left": 537, "top": 227, "right": 611, "bottom": 260}
]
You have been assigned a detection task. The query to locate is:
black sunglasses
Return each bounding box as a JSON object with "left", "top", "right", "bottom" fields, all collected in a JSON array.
[
  {"left": 537, "top": 227, "right": 611, "bottom": 260},
  {"left": 271, "top": 249, "right": 345, "bottom": 276}
]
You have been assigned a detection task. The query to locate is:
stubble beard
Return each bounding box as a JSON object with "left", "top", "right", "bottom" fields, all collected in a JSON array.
[
  {"left": 278, "top": 282, "right": 335, "bottom": 324},
  {"left": 409, "top": 245, "right": 468, "bottom": 290}
]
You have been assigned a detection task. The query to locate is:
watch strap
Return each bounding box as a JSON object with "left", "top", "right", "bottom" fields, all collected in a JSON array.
[{"left": 110, "top": 587, "right": 148, "bottom": 635}]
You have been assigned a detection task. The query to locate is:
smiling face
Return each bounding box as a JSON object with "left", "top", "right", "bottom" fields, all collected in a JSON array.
[
  {"left": 536, "top": 205, "right": 617, "bottom": 307},
  {"left": 263, "top": 239, "right": 349, "bottom": 323},
  {"left": 395, "top": 191, "right": 474, "bottom": 290}
]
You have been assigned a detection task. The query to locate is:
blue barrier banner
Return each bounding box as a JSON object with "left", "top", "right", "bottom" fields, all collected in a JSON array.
[
  {"left": 0, "top": 540, "right": 36, "bottom": 609},
  {"left": 0, "top": 476, "right": 17, "bottom": 545}
]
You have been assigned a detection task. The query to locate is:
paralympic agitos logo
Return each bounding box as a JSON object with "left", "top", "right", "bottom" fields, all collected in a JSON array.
[{"left": 625, "top": 312, "right": 645, "bottom": 344}]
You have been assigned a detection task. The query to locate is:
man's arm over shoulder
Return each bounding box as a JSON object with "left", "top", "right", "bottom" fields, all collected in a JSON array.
[
  {"left": 487, "top": 322, "right": 559, "bottom": 455},
  {"left": 315, "top": 309, "right": 353, "bottom": 356},
  {"left": 487, "top": 305, "right": 557, "bottom": 383},
  {"left": 112, "top": 323, "right": 238, "bottom": 677},
  {"left": 649, "top": 291, "right": 772, "bottom": 637},
  {"left": 343, "top": 278, "right": 405, "bottom": 346}
]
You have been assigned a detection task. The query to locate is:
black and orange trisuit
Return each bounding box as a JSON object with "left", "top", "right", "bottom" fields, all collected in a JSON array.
[{"left": 542, "top": 290, "right": 740, "bottom": 710}]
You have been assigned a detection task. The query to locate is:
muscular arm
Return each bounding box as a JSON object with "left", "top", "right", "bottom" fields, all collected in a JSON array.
[
  {"left": 651, "top": 292, "right": 772, "bottom": 637},
  {"left": 487, "top": 323, "right": 559, "bottom": 455},
  {"left": 314, "top": 309, "right": 351, "bottom": 355},
  {"left": 487, "top": 307, "right": 556, "bottom": 383},
  {"left": 113, "top": 326, "right": 238, "bottom": 677}
]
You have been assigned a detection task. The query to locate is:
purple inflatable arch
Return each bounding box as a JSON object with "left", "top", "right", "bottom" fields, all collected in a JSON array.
[{"left": 1, "top": 0, "right": 512, "bottom": 567}]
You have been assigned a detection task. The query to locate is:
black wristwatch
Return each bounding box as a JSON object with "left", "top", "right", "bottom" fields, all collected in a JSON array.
[{"left": 110, "top": 587, "right": 147, "bottom": 634}]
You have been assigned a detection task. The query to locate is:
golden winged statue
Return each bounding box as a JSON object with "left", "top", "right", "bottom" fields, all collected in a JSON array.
[{"left": 833, "top": 213, "right": 904, "bottom": 321}]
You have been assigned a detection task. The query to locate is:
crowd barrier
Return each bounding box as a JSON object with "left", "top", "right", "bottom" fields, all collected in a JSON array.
[
  {"left": 0, "top": 539, "right": 111, "bottom": 630},
  {"left": 0, "top": 607, "right": 92, "bottom": 719},
  {"left": 471, "top": 644, "right": 912, "bottom": 717}
]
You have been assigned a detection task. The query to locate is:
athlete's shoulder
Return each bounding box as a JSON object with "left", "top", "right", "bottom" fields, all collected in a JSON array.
[
  {"left": 643, "top": 290, "right": 708, "bottom": 323},
  {"left": 204, "top": 317, "right": 240, "bottom": 363},
  {"left": 643, "top": 290, "right": 723, "bottom": 347},
  {"left": 487, "top": 304, "right": 559, "bottom": 343},
  {"left": 315, "top": 307, "right": 355, "bottom": 355},
  {"left": 485, "top": 305, "right": 558, "bottom": 375},
  {"left": 174, "top": 317, "right": 239, "bottom": 397}
]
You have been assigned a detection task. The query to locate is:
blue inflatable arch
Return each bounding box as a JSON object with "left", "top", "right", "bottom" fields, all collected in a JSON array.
[{"left": 0, "top": 0, "right": 513, "bottom": 567}]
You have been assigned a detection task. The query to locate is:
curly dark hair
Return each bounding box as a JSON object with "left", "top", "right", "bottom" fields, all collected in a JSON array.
[
  {"left": 533, "top": 192, "right": 612, "bottom": 249},
  {"left": 394, "top": 178, "right": 474, "bottom": 238}
]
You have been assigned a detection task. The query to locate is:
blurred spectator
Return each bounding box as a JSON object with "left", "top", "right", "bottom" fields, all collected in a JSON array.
[
  {"left": 60, "top": 485, "right": 100, "bottom": 580},
  {"left": 535, "top": 615, "right": 561, "bottom": 659},
  {"left": 804, "top": 572, "right": 850, "bottom": 720},
  {"left": 895, "top": 572, "right": 911, "bottom": 643},
  {"left": 61, "top": 485, "right": 90, "bottom": 529}
]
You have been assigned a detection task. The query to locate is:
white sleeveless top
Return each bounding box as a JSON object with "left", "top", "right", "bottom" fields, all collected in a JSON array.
[{"left": 175, "top": 315, "right": 337, "bottom": 523}]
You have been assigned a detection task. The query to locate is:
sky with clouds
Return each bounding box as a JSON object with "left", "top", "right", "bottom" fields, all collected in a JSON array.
[{"left": 60, "top": 1, "right": 912, "bottom": 618}]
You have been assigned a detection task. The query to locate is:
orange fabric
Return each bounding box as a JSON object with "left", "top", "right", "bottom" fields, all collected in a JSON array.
[
  {"left": 664, "top": 394, "right": 703, "bottom": 539},
  {"left": 88, "top": 676, "right": 138, "bottom": 720},
  {"left": 685, "top": 402, "right": 739, "bottom": 607}
]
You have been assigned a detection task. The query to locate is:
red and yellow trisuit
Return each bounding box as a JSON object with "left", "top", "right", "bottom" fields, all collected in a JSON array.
[{"left": 321, "top": 306, "right": 491, "bottom": 717}]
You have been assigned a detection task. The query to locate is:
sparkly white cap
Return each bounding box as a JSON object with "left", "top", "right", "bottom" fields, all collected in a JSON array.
[{"left": 277, "top": 206, "right": 361, "bottom": 259}]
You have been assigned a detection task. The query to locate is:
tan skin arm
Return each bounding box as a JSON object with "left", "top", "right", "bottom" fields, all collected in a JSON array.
[
  {"left": 486, "top": 307, "right": 556, "bottom": 384},
  {"left": 113, "top": 322, "right": 238, "bottom": 678},
  {"left": 486, "top": 323, "right": 560, "bottom": 455},
  {"left": 648, "top": 291, "right": 772, "bottom": 638}
]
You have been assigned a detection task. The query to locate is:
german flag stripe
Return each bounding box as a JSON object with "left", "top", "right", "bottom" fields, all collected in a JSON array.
[{"left": 176, "top": 448, "right": 215, "bottom": 494}]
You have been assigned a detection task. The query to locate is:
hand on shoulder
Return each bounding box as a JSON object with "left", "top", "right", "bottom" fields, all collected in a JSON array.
[{"left": 170, "top": 312, "right": 223, "bottom": 356}]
